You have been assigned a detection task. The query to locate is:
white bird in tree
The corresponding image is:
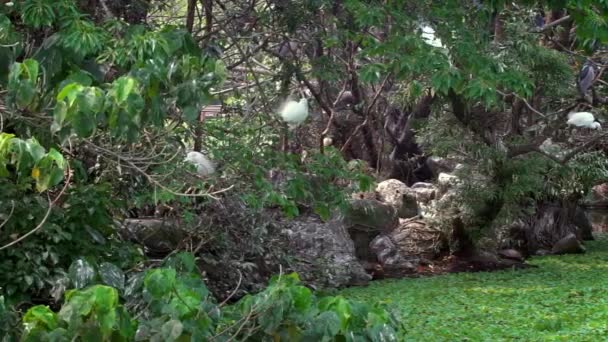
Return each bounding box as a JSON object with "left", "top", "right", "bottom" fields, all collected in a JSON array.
[
  {"left": 420, "top": 25, "right": 444, "bottom": 48},
  {"left": 567, "top": 112, "right": 601, "bottom": 129},
  {"left": 280, "top": 97, "right": 309, "bottom": 129},
  {"left": 184, "top": 151, "right": 215, "bottom": 176}
]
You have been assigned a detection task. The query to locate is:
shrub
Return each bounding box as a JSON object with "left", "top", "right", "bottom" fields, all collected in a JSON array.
[{"left": 20, "top": 259, "right": 400, "bottom": 341}]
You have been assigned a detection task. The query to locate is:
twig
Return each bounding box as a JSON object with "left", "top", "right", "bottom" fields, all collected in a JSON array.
[
  {"left": 496, "top": 90, "right": 545, "bottom": 118},
  {"left": 0, "top": 200, "right": 15, "bottom": 232},
  {"left": 85, "top": 141, "right": 233, "bottom": 199},
  {"left": 534, "top": 15, "right": 571, "bottom": 33},
  {"left": 0, "top": 162, "right": 72, "bottom": 251},
  {"left": 319, "top": 80, "right": 349, "bottom": 154},
  {"left": 218, "top": 270, "right": 242, "bottom": 307},
  {"left": 341, "top": 74, "right": 391, "bottom": 153}
]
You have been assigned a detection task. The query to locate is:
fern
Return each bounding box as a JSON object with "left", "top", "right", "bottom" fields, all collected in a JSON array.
[
  {"left": 21, "top": 0, "right": 55, "bottom": 28},
  {"left": 59, "top": 17, "right": 109, "bottom": 58}
]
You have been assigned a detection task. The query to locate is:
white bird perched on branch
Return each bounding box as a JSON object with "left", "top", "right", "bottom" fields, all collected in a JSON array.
[
  {"left": 184, "top": 151, "right": 216, "bottom": 176},
  {"left": 567, "top": 112, "right": 601, "bottom": 129},
  {"left": 420, "top": 24, "right": 444, "bottom": 48},
  {"left": 279, "top": 98, "right": 309, "bottom": 129}
]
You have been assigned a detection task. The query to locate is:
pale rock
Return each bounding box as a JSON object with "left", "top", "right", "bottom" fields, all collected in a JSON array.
[{"left": 375, "top": 179, "right": 418, "bottom": 218}]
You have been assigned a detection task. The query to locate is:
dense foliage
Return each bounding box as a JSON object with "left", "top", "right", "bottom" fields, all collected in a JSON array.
[
  {"left": 2, "top": 0, "right": 608, "bottom": 339},
  {"left": 14, "top": 257, "right": 399, "bottom": 341}
]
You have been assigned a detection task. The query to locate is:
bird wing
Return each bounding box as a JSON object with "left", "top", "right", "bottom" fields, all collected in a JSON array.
[
  {"left": 578, "top": 64, "right": 595, "bottom": 95},
  {"left": 578, "top": 65, "right": 591, "bottom": 82}
]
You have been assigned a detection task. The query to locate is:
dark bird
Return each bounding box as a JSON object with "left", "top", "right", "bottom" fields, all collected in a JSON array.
[
  {"left": 277, "top": 41, "right": 298, "bottom": 58},
  {"left": 334, "top": 90, "right": 356, "bottom": 110},
  {"left": 578, "top": 60, "right": 596, "bottom": 99},
  {"left": 534, "top": 12, "right": 545, "bottom": 28}
]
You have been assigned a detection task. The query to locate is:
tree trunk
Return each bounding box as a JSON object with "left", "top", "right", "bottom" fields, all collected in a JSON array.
[
  {"left": 525, "top": 200, "right": 580, "bottom": 253},
  {"left": 386, "top": 94, "right": 434, "bottom": 185},
  {"left": 574, "top": 206, "right": 595, "bottom": 241},
  {"left": 186, "top": 0, "right": 197, "bottom": 32},
  {"left": 451, "top": 216, "right": 475, "bottom": 257}
]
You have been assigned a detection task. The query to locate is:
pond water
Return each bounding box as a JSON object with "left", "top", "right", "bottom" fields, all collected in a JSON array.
[{"left": 587, "top": 209, "right": 608, "bottom": 233}]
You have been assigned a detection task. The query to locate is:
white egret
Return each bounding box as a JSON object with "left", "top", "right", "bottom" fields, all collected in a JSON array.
[
  {"left": 420, "top": 25, "right": 444, "bottom": 48},
  {"left": 184, "top": 151, "right": 215, "bottom": 176},
  {"left": 279, "top": 97, "right": 309, "bottom": 129},
  {"left": 567, "top": 112, "right": 601, "bottom": 129}
]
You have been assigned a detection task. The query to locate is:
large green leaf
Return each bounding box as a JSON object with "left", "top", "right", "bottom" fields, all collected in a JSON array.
[
  {"left": 15, "top": 82, "right": 36, "bottom": 108},
  {"left": 22, "top": 305, "right": 59, "bottom": 331},
  {"left": 51, "top": 101, "right": 69, "bottom": 132},
  {"left": 22, "top": 58, "right": 39, "bottom": 81},
  {"left": 57, "top": 83, "right": 83, "bottom": 105},
  {"left": 114, "top": 76, "right": 137, "bottom": 103},
  {"left": 144, "top": 268, "right": 176, "bottom": 299}
]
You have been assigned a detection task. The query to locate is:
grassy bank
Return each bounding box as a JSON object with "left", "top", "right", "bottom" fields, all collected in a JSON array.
[{"left": 341, "top": 235, "right": 608, "bottom": 341}]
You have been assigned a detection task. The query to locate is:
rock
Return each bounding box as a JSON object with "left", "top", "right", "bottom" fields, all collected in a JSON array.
[
  {"left": 342, "top": 199, "right": 398, "bottom": 233},
  {"left": 370, "top": 235, "right": 401, "bottom": 266},
  {"left": 498, "top": 249, "right": 524, "bottom": 262},
  {"left": 370, "top": 218, "right": 445, "bottom": 273},
  {"left": 360, "top": 261, "right": 384, "bottom": 280},
  {"left": 535, "top": 249, "right": 552, "bottom": 256},
  {"left": 348, "top": 229, "right": 379, "bottom": 261},
  {"left": 411, "top": 182, "right": 435, "bottom": 190},
  {"left": 121, "top": 218, "right": 185, "bottom": 255},
  {"left": 403, "top": 183, "right": 438, "bottom": 219},
  {"left": 410, "top": 182, "right": 436, "bottom": 203},
  {"left": 375, "top": 179, "right": 418, "bottom": 218},
  {"left": 283, "top": 215, "right": 371, "bottom": 288},
  {"left": 496, "top": 219, "right": 528, "bottom": 251},
  {"left": 390, "top": 218, "right": 445, "bottom": 259},
  {"left": 551, "top": 233, "right": 586, "bottom": 255},
  {"left": 437, "top": 172, "right": 459, "bottom": 192},
  {"left": 350, "top": 191, "right": 378, "bottom": 200}
]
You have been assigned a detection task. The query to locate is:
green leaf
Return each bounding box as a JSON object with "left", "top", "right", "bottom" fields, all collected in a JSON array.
[
  {"left": 291, "top": 285, "right": 313, "bottom": 312},
  {"left": 161, "top": 319, "right": 184, "bottom": 341},
  {"left": 312, "top": 311, "right": 341, "bottom": 338},
  {"left": 99, "top": 262, "right": 125, "bottom": 291},
  {"left": 114, "top": 76, "right": 137, "bottom": 103},
  {"left": 68, "top": 259, "right": 97, "bottom": 289},
  {"left": 72, "top": 109, "right": 96, "bottom": 137},
  {"left": 52, "top": 101, "right": 69, "bottom": 132},
  {"left": 15, "top": 82, "right": 36, "bottom": 108},
  {"left": 165, "top": 252, "right": 196, "bottom": 273},
  {"left": 57, "top": 83, "right": 83, "bottom": 106},
  {"left": 25, "top": 138, "right": 46, "bottom": 163},
  {"left": 144, "top": 268, "right": 176, "bottom": 299},
  {"left": 22, "top": 59, "right": 39, "bottom": 81},
  {"left": 22, "top": 305, "right": 58, "bottom": 331}
]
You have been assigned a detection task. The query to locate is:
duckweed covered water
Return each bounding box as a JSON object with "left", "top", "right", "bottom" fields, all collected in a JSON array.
[{"left": 341, "top": 235, "right": 608, "bottom": 341}]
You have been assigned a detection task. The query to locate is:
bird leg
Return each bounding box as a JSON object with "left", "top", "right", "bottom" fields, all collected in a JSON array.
[{"left": 281, "top": 123, "right": 289, "bottom": 153}]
